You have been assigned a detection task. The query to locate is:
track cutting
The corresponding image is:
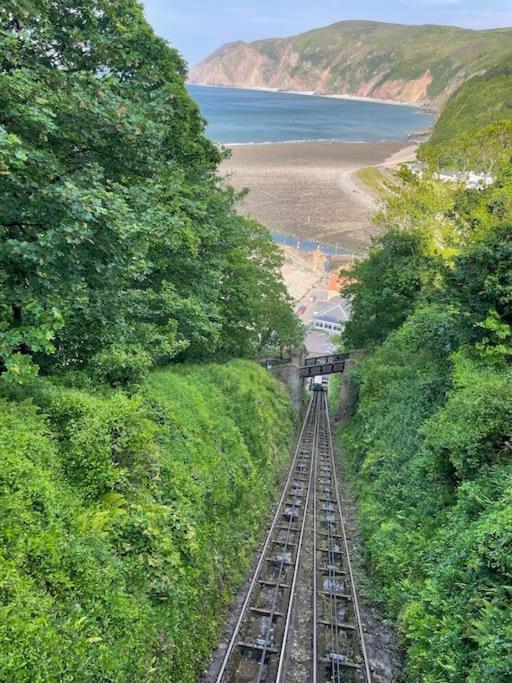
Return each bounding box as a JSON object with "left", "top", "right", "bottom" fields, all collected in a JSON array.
[{"left": 216, "top": 389, "right": 371, "bottom": 682}]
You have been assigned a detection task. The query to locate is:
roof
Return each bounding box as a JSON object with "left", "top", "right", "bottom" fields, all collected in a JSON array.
[
  {"left": 312, "top": 299, "right": 348, "bottom": 324},
  {"left": 328, "top": 273, "right": 342, "bottom": 291},
  {"left": 328, "top": 267, "right": 355, "bottom": 295}
]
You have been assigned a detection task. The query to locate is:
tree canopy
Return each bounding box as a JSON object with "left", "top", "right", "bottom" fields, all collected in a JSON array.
[{"left": 0, "top": 0, "right": 302, "bottom": 382}]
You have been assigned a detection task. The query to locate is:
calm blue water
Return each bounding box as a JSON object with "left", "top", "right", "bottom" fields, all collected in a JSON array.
[{"left": 187, "top": 85, "right": 434, "bottom": 145}]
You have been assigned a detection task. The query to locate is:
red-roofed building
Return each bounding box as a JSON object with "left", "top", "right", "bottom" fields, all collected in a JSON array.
[{"left": 327, "top": 266, "right": 355, "bottom": 300}]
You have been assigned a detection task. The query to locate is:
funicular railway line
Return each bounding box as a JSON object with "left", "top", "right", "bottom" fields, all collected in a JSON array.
[{"left": 215, "top": 387, "right": 371, "bottom": 683}]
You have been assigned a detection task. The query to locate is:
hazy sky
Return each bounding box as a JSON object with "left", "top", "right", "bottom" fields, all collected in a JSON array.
[{"left": 142, "top": 0, "right": 512, "bottom": 66}]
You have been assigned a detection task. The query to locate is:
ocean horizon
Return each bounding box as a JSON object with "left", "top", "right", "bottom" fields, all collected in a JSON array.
[{"left": 187, "top": 84, "right": 435, "bottom": 145}]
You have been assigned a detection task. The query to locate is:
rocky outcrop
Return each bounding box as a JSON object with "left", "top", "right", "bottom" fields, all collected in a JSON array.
[{"left": 189, "top": 20, "right": 512, "bottom": 109}]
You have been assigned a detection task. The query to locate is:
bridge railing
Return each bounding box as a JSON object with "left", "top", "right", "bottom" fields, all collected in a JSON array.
[
  {"left": 300, "top": 352, "right": 350, "bottom": 378},
  {"left": 303, "top": 352, "right": 349, "bottom": 367}
]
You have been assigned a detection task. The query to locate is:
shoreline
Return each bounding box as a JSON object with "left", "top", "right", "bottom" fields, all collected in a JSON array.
[
  {"left": 221, "top": 138, "right": 405, "bottom": 147},
  {"left": 188, "top": 81, "right": 436, "bottom": 112}
]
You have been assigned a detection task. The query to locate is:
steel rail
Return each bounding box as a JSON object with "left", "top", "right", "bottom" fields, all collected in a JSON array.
[
  {"left": 215, "top": 388, "right": 372, "bottom": 683},
  {"left": 215, "top": 396, "right": 316, "bottom": 683},
  {"left": 275, "top": 393, "right": 321, "bottom": 683},
  {"left": 324, "top": 392, "right": 372, "bottom": 682},
  {"left": 254, "top": 411, "right": 316, "bottom": 683},
  {"left": 312, "top": 396, "right": 319, "bottom": 683},
  {"left": 317, "top": 396, "right": 344, "bottom": 681}
]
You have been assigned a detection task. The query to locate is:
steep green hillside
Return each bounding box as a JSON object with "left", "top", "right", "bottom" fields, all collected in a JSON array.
[
  {"left": 0, "top": 4, "right": 302, "bottom": 679},
  {"left": 337, "top": 151, "right": 512, "bottom": 681},
  {"left": 425, "top": 57, "right": 512, "bottom": 153},
  {"left": 190, "top": 21, "right": 512, "bottom": 107},
  {"left": 0, "top": 361, "right": 294, "bottom": 681},
  {"left": 293, "top": 22, "right": 510, "bottom": 101}
]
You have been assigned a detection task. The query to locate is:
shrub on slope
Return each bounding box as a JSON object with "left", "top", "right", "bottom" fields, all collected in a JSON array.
[
  {"left": 341, "top": 345, "right": 512, "bottom": 681},
  {"left": 0, "top": 361, "right": 294, "bottom": 681}
]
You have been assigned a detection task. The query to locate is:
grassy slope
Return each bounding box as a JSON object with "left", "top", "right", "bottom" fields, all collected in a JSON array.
[
  {"left": 0, "top": 361, "right": 294, "bottom": 682},
  {"left": 251, "top": 21, "right": 512, "bottom": 105},
  {"left": 357, "top": 167, "right": 388, "bottom": 196}
]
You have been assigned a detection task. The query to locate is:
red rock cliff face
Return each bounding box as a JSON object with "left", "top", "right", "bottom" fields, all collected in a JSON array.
[
  {"left": 190, "top": 41, "right": 301, "bottom": 91},
  {"left": 190, "top": 41, "right": 434, "bottom": 106}
]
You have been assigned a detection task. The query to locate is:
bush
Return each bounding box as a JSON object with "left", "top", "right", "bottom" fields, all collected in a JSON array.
[
  {"left": 338, "top": 126, "right": 512, "bottom": 681},
  {"left": 339, "top": 315, "right": 512, "bottom": 680},
  {"left": 423, "top": 360, "right": 512, "bottom": 480},
  {"left": 0, "top": 360, "right": 294, "bottom": 681},
  {"left": 90, "top": 345, "right": 153, "bottom": 387},
  {"left": 342, "top": 229, "right": 437, "bottom": 349}
]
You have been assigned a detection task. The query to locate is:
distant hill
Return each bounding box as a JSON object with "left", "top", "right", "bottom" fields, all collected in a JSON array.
[{"left": 189, "top": 20, "right": 512, "bottom": 109}]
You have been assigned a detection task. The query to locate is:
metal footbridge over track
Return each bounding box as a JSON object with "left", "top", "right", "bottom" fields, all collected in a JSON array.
[
  {"left": 300, "top": 353, "right": 350, "bottom": 378},
  {"left": 214, "top": 390, "right": 371, "bottom": 683}
]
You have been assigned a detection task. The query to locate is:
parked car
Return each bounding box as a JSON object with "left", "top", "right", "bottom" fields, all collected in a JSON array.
[{"left": 296, "top": 305, "right": 307, "bottom": 316}]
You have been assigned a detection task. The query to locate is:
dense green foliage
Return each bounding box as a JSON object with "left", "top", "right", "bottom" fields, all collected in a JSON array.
[
  {"left": 342, "top": 229, "right": 437, "bottom": 349},
  {"left": 423, "top": 120, "right": 512, "bottom": 175},
  {"left": 420, "top": 50, "right": 512, "bottom": 172},
  {"left": 338, "top": 136, "right": 512, "bottom": 680},
  {"left": 0, "top": 0, "right": 301, "bottom": 383},
  {"left": 0, "top": 361, "right": 294, "bottom": 681}
]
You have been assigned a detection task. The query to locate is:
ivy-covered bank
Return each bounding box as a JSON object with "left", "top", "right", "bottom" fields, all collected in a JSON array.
[{"left": 0, "top": 360, "right": 294, "bottom": 682}]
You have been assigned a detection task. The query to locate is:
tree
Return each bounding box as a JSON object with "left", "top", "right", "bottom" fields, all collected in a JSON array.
[
  {"left": 0, "top": 1, "right": 301, "bottom": 381},
  {"left": 341, "top": 229, "right": 437, "bottom": 349},
  {"left": 444, "top": 223, "right": 512, "bottom": 363},
  {"left": 215, "top": 217, "right": 303, "bottom": 358}
]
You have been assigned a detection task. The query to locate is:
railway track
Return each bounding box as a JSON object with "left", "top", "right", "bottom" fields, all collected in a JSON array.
[{"left": 215, "top": 389, "right": 371, "bottom": 683}]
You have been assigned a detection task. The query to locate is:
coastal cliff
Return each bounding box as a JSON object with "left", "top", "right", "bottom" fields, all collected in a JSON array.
[{"left": 189, "top": 20, "right": 512, "bottom": 109}]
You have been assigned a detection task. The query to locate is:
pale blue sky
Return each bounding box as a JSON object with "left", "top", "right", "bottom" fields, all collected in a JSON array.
[{"left": 142, "top": 0, "right": 512, "bottom": 66}]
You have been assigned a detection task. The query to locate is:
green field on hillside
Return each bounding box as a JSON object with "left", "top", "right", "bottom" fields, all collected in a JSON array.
[{"left": 357, "top": 167, "right": 388, "bottom": 196}]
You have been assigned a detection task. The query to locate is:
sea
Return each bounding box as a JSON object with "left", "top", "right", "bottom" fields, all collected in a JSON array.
[{"left": 187, "top": 84, "right": 435, "bottom": 145}]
